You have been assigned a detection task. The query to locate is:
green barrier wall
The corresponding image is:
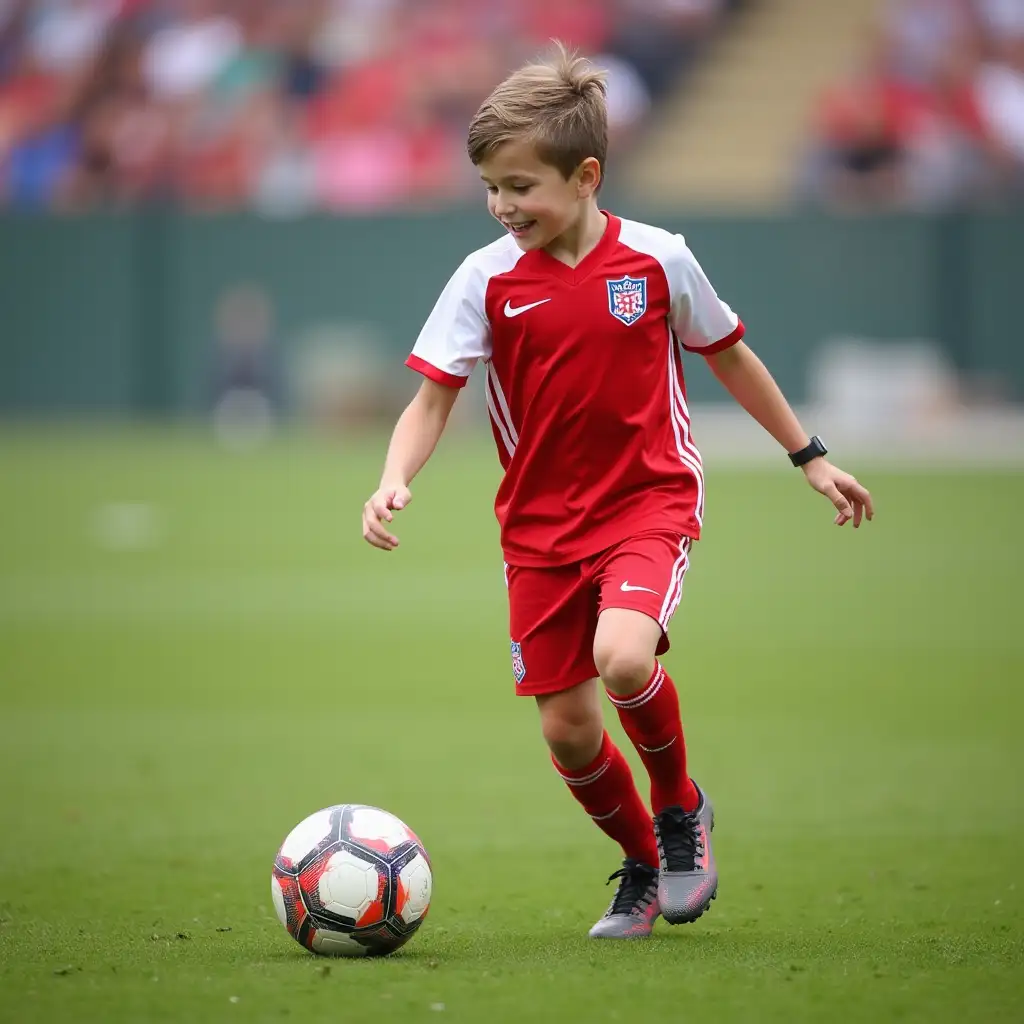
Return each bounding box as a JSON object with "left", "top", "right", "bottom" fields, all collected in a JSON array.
[{"left": 1, "top": 208, "right": 1020, "bottom": 414}]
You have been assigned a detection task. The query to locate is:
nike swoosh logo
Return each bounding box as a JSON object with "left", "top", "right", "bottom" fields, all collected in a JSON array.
[
  {"left": 620, "top": 581, "right": 659, "bottom": 595},
  {"left": 504, "top": 299, "right": 551, "bottom": 318}
]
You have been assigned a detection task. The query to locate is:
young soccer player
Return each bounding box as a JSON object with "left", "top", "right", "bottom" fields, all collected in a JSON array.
[{"left": 362, "top": 46, "right": 873, "bottom": 939}]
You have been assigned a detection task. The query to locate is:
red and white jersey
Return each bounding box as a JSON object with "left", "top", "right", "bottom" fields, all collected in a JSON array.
[{"left": 406, "top": 212, "right": 744, "bottom": 567}]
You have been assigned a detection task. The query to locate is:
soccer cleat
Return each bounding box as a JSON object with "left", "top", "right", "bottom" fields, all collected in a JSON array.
[
  {"left": 654, "top": 785, "right": 717, "bottom": 925},
  {"left": 588, "top": 858, "right": 660, "bottom": 939}
]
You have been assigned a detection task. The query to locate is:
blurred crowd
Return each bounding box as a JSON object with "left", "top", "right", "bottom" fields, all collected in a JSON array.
[
  {"left": 0, "top": 0, "right": 729, "bottom": 213},
  {"left": 804, "top": 0, "right": 1024, "bottom": 210}
]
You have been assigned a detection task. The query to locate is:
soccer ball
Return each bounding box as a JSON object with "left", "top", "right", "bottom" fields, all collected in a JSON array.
[{"left": 271, "top": 804, "right": 432, "bottom": 957}]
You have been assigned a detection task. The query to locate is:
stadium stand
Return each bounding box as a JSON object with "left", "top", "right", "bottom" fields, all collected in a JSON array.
[
  {"left": 0, "top": 0, "right": 734, "bottom": 212},
  {"left": 2, "top": 1, "right": 1018, "bottom": 212}
]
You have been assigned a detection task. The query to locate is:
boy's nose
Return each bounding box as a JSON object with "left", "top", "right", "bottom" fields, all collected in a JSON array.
[{"left": 493, "top": 197, "right": 516, "bottom": 219}]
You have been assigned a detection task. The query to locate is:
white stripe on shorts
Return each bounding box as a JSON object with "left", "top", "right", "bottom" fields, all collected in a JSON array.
[{"left": 657, "top": 537, "right": 692, "bottom": 629}]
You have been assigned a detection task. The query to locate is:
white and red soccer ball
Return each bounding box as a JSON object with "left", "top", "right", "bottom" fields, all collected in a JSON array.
[{"left": 271, "top": 804, "right": 432, "bottom": 957}]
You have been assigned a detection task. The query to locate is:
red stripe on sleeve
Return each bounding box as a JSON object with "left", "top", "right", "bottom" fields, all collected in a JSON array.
[
  {"left": 405, "top": 354, "right": 469, "bottom": 388},
  {"left": 684, "top": 320, "right": 745, "bottom": 356}
]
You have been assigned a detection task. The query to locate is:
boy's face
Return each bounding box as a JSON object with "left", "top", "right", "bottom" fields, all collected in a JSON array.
[{"left": 478, "top": 140, "right": 597, "bottom": 252}]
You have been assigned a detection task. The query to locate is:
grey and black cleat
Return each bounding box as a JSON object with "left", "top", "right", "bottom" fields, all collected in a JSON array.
[
  {"left": 654, "top": 785, "right": 717, "bottom": 925},
  {"left": 588, "top": 858, "right": 660, "bottom": 939}
]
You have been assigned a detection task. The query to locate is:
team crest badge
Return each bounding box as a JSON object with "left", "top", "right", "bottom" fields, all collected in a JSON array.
[
  {"left": 510, "top": 641, "right": 527, "bottom": 685},
  {"left": 607, "top": 275, "right": 647, "bottom": 326}
]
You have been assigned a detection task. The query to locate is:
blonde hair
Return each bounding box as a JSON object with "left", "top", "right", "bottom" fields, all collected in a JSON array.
[{"left": 467, "top": 42, "right": 608, "bottom": 181}]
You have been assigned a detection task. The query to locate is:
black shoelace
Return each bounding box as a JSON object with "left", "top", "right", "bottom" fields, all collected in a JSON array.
[
  {"left": 656, "top": 806, "right": 700, "bottom": 872},
  {"left": 605, "top": 859, "right": 657, "bottom": 916}
]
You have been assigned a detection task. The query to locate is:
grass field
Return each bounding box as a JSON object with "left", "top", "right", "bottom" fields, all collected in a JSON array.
[{"left": 0, "top": 427, "right": 1022, "bottom": 1023}]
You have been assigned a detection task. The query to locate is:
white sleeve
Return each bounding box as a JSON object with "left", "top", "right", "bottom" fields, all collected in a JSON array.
[
  {"left": 406, "top": 256, "right": 491, "bottom": 388},
  {"left": 668, "top": 237, "right": 744, "bottom": 354}
]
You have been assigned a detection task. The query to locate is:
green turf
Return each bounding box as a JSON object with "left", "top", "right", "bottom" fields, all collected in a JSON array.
[{"left": 0, "top": 427, "right": 1021, "bottom": 1023}]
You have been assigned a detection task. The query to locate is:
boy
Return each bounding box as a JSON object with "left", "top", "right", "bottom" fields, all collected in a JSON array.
[{"left": 362, "top": 46, "right": 873, "bottom": 939}]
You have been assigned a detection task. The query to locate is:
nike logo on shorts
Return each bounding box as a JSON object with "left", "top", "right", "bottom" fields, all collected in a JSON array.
[
  {"left": 620, "top": 581, "right": 659, "bottom": 595},
  {"left": 504, "top": 299, "right": 551, "bottom": 317}
]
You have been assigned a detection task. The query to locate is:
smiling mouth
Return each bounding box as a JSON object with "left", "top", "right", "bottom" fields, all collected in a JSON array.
[{"left": 503, "top": 220, "right": 536, "bottom": 236}]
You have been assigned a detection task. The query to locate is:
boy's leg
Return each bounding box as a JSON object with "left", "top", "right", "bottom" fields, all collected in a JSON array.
[
  {"left": 506, "top": 562, "right": 659, "bottom": 938},
  {"left": 536, "top": 681, "right": 658, "bottom": 868},
  {"left": 592, "top": 533, "right": 717, "bottom": 926},
  {"left": 536, "top": 682, "right": 660, "bottom": 939},
  {"left": 594, "top": 610, "right": 698, "bottom": 815}
]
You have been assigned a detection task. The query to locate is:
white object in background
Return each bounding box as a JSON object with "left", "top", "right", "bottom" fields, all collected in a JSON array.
[
  {"left": 975, "top": 60, "right": 1024, "bottom": 163},
  {"left": 143, "top": 15, "right": 242, "bottom": 99},
  {"left": 809, "top": 337, "right": 959, "bottom": 436},
  {"left": 91, "top": 502, "right": 164, "bottom": 551}
]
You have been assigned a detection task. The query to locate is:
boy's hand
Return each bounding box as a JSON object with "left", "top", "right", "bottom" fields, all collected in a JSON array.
[
  {"left": 802, "top": 459, "right": 874, "bottom": 528},
  {"left": 362, "top": 484, "right": 412, "bottom": 550}
]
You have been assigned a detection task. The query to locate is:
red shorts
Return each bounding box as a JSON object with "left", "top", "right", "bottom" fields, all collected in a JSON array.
[{"left": 504, "top": 530, "right": 694, "bottom": 697}]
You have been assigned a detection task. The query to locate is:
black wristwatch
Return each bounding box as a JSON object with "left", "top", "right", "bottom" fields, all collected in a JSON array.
[{"left": 788, "top": 435, "right": 827, "bottom": 467}]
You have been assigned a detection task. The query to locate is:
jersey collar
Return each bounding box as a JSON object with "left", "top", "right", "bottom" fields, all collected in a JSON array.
[{"left": 530, "top": 211, "right": 621, "bottom": 286}]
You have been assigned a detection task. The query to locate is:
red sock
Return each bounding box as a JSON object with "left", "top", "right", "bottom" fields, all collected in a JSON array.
[
  {"left": 552, "top": 731, "right": 659, "bottom": 867},
  {"left": 607, "top": 663, "right": 699, "bottom": 814}
]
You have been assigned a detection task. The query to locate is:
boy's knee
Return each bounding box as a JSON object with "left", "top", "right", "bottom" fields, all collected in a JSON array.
[
  {"left": 594, "top": 643, "right": 655, "bottom": 696},
  {"left": 540, "top": 707, "right": 602, "bottom": 770}
]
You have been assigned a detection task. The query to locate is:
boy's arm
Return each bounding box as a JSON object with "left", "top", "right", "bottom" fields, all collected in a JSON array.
[
  {"left": 367, "top": 250, "right": 489, "bottom": 550},
  {"left": 362, "top": 379, "right": 459, "bottom": 550},
  {"left": 705, "top": 341, "right": 874, "bottom": 528}
]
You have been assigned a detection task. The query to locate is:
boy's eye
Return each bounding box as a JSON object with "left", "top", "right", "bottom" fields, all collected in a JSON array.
[{"left": 485, "top": 184, "right": 533, "bottom": 196}]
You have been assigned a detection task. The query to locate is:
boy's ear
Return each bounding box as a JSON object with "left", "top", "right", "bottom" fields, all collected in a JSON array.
[{"left": 575, "top": 157, "right": 602, "bottom": 197}]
